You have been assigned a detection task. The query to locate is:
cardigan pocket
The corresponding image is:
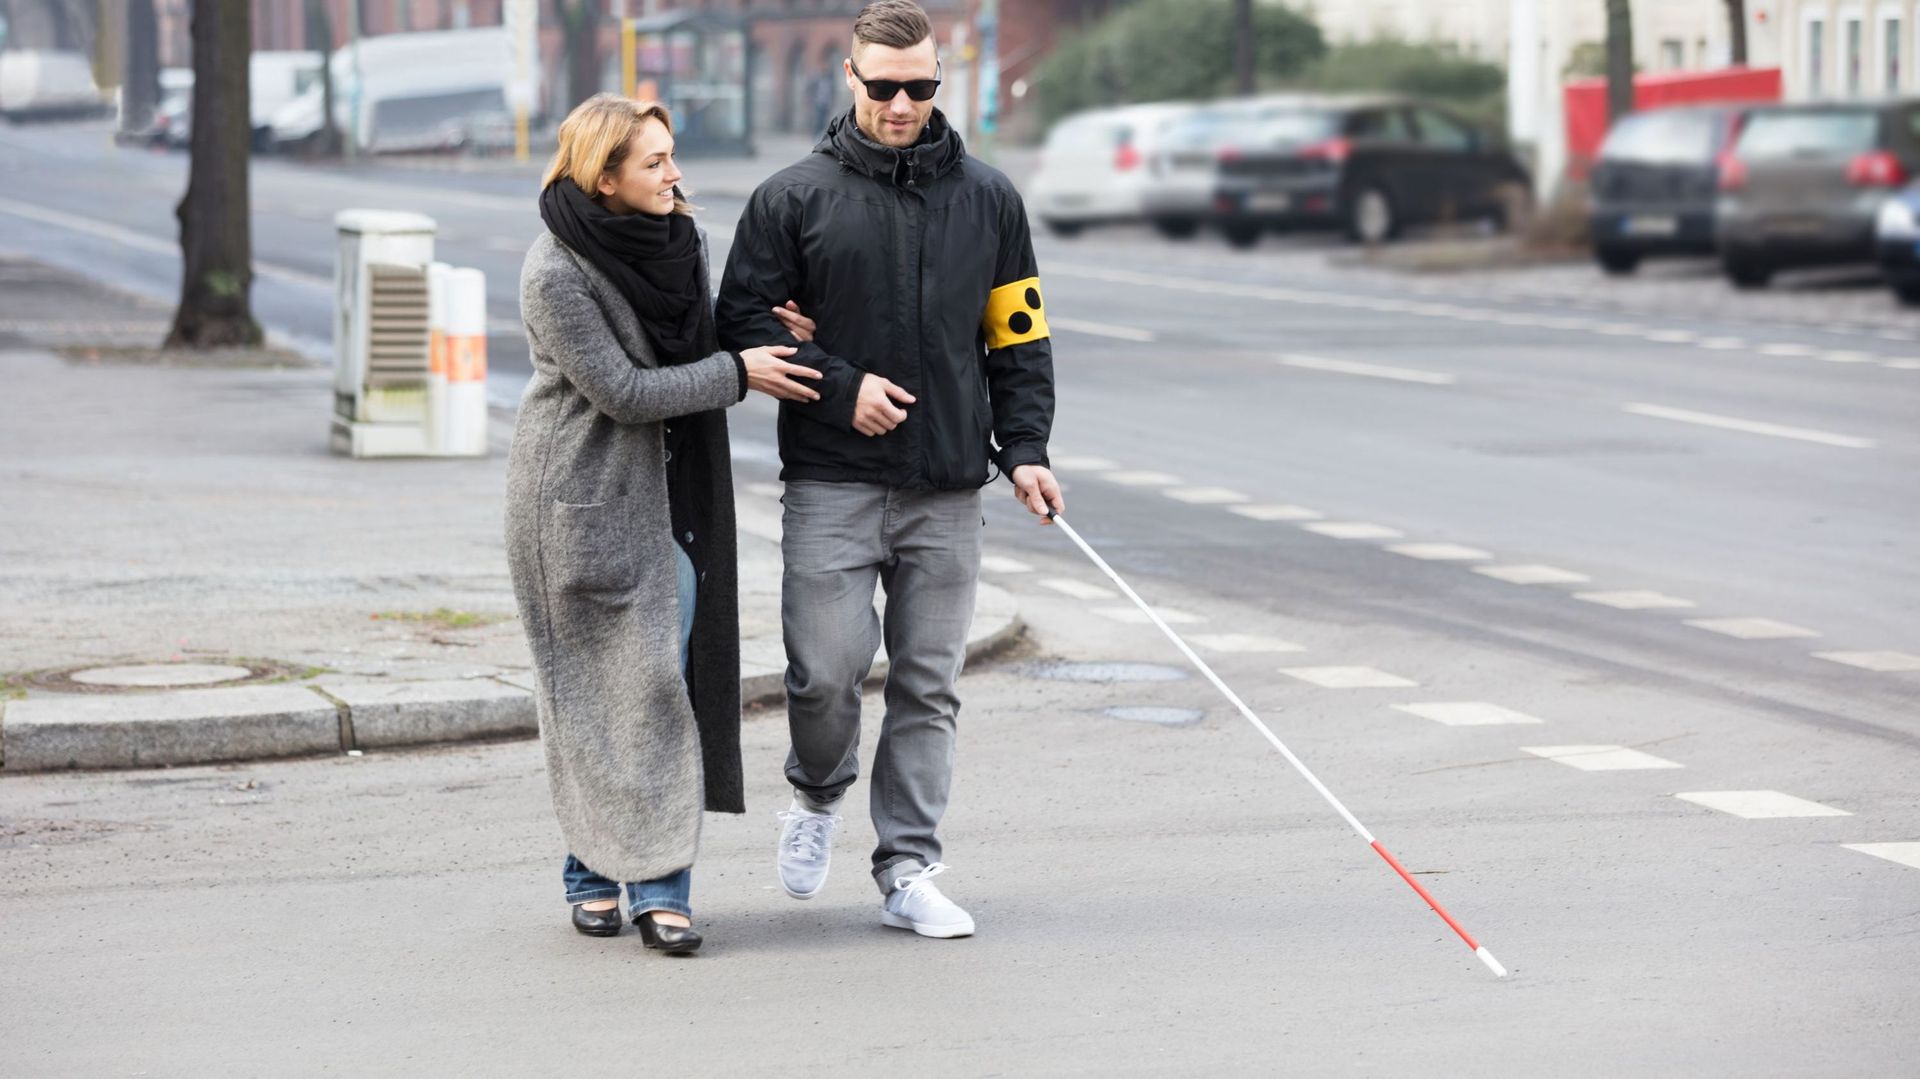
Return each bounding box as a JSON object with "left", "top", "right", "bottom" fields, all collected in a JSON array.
[{"left": 545, "top": 496, "right": 638, "bottom": 594}]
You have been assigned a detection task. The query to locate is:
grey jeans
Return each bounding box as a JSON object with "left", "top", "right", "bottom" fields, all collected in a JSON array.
[{"left": 780, "top": 481, "right": 983, "bottom": 895}]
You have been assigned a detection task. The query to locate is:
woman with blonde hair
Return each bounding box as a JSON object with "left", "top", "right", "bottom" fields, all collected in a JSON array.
[{"left": 505, "top": 94, "right": 821, "bottom": 955}]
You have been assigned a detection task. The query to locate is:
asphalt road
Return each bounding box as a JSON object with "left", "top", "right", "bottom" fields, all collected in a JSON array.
[{"left": 2, "top": 118, "right": 1917, "bottom": 1075}]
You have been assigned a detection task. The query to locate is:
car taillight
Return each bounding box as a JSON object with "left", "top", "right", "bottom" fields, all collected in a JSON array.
[
  {"left": 1299, "top": 137, "right": 1350, "bottom": 164},
  {"left": 1217, "top": 145, "right": 1243, "bottom": 163},
  {"left": 1848, "top": 150, "right": 1907, "bottom": 187},
  {"left": 1717, "top": 154, "right": 1748, "bottom": 192},
  {"left": 1115, "top": 141, "right": 1141, "bottom": 172}
]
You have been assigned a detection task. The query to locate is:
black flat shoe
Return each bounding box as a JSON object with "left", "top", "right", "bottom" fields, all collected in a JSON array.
[
  {"left": 634, "top": 911, "right": 702, "bottom": 955},
  {"left": 572, "top": 903, "right": 623, "bottom": 937}
]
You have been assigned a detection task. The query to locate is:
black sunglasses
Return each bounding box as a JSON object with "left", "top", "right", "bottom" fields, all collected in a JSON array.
[{"left": 849, "top": 58, "right": 942, "bottom": 103}]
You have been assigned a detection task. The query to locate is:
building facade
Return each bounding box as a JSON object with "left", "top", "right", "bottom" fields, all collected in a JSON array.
[{"left": 1771, "top": 0, "right": 1920, "bottom": 99}]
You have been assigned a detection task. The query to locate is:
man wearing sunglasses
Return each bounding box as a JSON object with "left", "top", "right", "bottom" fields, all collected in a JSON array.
[{"left": 717, "top": 0, "right": 1060, "bottom": 941}]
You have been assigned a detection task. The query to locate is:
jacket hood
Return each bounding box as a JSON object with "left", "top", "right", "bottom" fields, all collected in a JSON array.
[{"left": 815, "top": 107, "right": 966, "bottom": 187}]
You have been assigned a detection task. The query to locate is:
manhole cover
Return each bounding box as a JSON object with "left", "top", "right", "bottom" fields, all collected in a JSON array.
[
  {"left": 1104, "top": 706, "right": 1205, "bottom": 727},
  {"left": 69, "top": 663, "right": 257, "bottom": 688},
  {"left": 1021, "top": 661, "right": 1190, "bottom": 684},
  {"left": 17, "top": 660, "right": 298, "bottom": 694}
]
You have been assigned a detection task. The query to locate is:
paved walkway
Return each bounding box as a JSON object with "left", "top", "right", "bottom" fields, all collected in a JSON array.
[{"left": 0, "top": 258, "right": 1019, "bottom": 770}]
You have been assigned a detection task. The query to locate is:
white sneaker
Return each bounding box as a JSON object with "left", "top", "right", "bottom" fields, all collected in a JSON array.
[
  {"left": 880, "top": 863, "right": 975, "bottom": 939},
  {"left": 775, "top": 800, "right": 842, "bottom": 900}
]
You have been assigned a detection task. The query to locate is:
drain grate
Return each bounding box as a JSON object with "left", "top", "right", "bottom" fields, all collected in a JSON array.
[{"left": 14, "top": 660, "right": 301, "bottom": 695}]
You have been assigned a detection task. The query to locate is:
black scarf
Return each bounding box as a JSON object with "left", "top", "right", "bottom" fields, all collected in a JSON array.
[{"left": 538, "top": 179, "right": 707, "bottom": 362}]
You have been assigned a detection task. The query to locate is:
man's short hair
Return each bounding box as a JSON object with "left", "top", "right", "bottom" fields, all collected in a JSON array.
[{"left": 853, "top": 0, "right": 933, "bottom": 55}]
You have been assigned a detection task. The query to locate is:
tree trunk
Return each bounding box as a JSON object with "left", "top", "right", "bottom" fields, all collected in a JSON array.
[
  {"left": 306, "top": 0, "right": 343, "bottom": 156},
  {"left": 1232, "top": 0, "right": 1254, "bottom": 96},
  {"left": 561, "top": 1, "right": 602, "bottom": 110},
  {"left": 166, "top": 0, "right": 261, "bottom": 349},
  {"left": 1725, "top": 0, "right": 1748, "bottom": 66},
  {"left": 1605, "top": 0, "right": 1634, "bottom": 126},
  {"left": 122, "top": 0, "right": 161, "bottom": 134}
]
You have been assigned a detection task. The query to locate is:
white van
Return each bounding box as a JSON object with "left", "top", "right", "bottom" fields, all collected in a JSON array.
[
  {"left": 268, "top": 26, "right": 518, "bottom": 154},
  {"left": 147, "top": 56, "right": 321, "bottom": 149},
  {"left": 0, "top": 50, "right": 104, "bottom": 121}
]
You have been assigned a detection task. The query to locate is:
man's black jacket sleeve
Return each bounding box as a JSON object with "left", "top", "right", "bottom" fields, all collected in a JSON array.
[
  {"left": 715, "top": 186, "right": 866, "bottom": 430},
  {"left": 981, "top": 191, "right": 1055, "bottom": 474}
]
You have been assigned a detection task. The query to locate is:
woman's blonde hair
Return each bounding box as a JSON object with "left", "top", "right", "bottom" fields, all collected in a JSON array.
[{"left": 542, "top": 93, "right": 694, "bottom": 215}]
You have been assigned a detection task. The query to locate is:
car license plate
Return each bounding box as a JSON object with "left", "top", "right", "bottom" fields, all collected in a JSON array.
[
  {"left": 1622, "top": 214, "right": 1678, "bottom": 237},
  {"left": 1248, "top": 192, "right": 1292, "bottom": 212}
]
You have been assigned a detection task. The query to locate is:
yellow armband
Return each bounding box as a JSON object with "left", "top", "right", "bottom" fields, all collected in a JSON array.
[{"left": 982, "top": 277, "right": 1049, "bottom": 350}]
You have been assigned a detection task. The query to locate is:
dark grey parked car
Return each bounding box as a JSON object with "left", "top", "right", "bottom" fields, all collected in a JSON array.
[
  {"left": 1589, "top": 104, "right": 1750, "bottom": 275},
  {"left": 1209, "top": 96, "right": 1530, "bottom": 248},
  {"left": 1715, "top": 101, "right": 1920, "bottom": 288}
]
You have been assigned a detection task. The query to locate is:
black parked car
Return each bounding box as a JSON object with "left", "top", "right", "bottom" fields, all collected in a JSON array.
[
  {"left": 1716, "top": 100, "right": 1920, "bottom": 288},
  {"left": 1589, "top": 104, "right": 1750, "bottom": 275},
  {"left": 1209, "top": 96, "right": 1530, "bottom": 247}
]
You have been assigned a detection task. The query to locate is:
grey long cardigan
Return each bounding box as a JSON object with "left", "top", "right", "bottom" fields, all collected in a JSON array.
[{"left": 505, "top": 229, "right": 746, "bottom": 883}]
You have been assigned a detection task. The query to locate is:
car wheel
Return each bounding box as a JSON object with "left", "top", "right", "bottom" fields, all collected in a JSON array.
[
  {"left": 1042, "top": 219, "right": 1083, "bottom": 239},
  {"left": 1345, "top": 185, "right": 1396, "bottom": 244},
  {"left": 1152, "top": 217, "right": 1201, "bottom": 240},
  {"left": 1222, "top": 222, "right": 1263, "bottom": 249},
  {"left": 1722, "top": 253, "right": 1773, "bottom": 289},
  {"left": 1595, "top": 246, "right": 1641, "bottom": 276}
]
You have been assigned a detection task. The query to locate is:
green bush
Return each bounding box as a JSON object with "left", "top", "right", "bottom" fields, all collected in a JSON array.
[
  {"left": 1031, "top": 0, "right": 1327, "bottom": 127},
  {"left": 1297, "top": 36, "right": 1508, "bottom": 132}
]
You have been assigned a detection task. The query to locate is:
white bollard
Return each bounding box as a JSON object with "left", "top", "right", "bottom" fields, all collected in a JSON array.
[
  {"left": 445, "top": 267, "right": 490, "bottom": 457},
  {"left": 426, "top": 261, "right": 453, "bottom": 455}
]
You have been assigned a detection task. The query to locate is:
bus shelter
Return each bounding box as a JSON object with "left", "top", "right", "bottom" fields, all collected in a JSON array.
[{"left": 619, "top": 11, "right": 753, "bottom": 157}]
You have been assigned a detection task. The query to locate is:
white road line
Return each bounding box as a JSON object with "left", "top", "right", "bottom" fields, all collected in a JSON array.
[
  {"left": 1522, "top": 745, "right": 1684, "bottom": 771},
  {"left": 1038, "top": 577, "right": 1119, "bottom": 601},
  {"left": 1102, "top": 470, "right": 1182, "bottom": 487},
  {"left": 1094, "top": 605, "right": 1204, "bottom": 625},
  {"left": 1277, "top": 354, "right": 1456, "bottom": 385},
  {"left": 1228, "top": 504, "right": 1323, "bottom": 522},
  {"left": 1592, "top": 323, "right": 1647, "bottom": 336},
  {"left": 1884, "top": 358, "right": 1920, "bottom": 370},
  {"left": 1623, "top": 403, "right": 1877, "bottom": 450},
  {"left": 1644, "top": 330, "right": 1698, "bottom": 344},
  {"left": 1812, "top": 650, "right": 1920, "bottom": 672},
  {"left": 1818, "top": 350, "right": 1878, "bottom": 364},
  {"left": 1575, "top": 590, "right": 1698, "bottom": 610},
  {"left": 1685, "top": 617, "right": 1821, "bottom": 640},
  {"left": 1189, "top": 633, "right": 1305, "bottom": 654},
  {"left": 1473, "top": 564, "right": 1591, "bottom": 585},
  {"left": 1675, "top": 790, "right": 1851, "bottom": 818},
  {"left": 1759, "top": 343, "right": 1818, "bottom": 357},
  {"left": 0, "top": 195, "right": 337, "bottom": 291},
  {"left": 1050, "top": 317, "right": 1157, "bottom": 343},
  {"left": 1696, "top": 336, "right": 1746, "bottom": 350},
  {"left": 1386, "top": 543, "right": 1491, "bottom": 561},
  {"left": 1302, "top": 522, "right": 1404, "bottom": 540},
  {"left": 1164, "top": 486, "right": 1251, "bottom": 505},
  {"left": 1279, "top": 666, "right": 1418, "bottom": 689},
  {"left": 1843, "top": 842, "right": 1920, "bottom": 870},
  {"left": 979, "top": 555, "right": 1034, "bottom": 575},
  {"left": 1048, "top": 455, "right": 1118, "bottom": 472},
  {"left": 1392, "top": 702, "right": 1543, "bottom": 726}
]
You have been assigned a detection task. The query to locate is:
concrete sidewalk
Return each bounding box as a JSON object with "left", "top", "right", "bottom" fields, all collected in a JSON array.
[{"left": 0, "top": 257, "right": 1021, "bottom": 771}]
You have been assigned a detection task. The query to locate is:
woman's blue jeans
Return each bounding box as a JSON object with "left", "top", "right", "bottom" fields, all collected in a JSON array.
[{"left": 562, "top": 543, "right": 698, "bottom": 919}]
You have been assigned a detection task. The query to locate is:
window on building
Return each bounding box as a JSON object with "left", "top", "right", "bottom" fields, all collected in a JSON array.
[
  {"left": 1808, "top": 18, "right": 1827, "bottom": 97},
  {"left": 1886, "top": 17, "right": 1904, "bottom": 92},
  {"left": 1846, "top": 17, "right": 1865, "bottom": 96},
  {"left": 1660, "top": 38, "right": 1684, "bottom": 71}
]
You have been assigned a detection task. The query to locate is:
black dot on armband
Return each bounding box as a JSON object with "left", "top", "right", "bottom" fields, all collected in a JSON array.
[
  {"left": 1008, "top": 312, "right": 1033, "bottom": 335},
  {"left": 1025, "top": 287, "right": 1042, "bottom": 310}
]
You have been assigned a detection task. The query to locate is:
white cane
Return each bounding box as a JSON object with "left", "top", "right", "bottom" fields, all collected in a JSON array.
[{"left": 1045, "top": 511, "right": 1509, "bottom": 979}]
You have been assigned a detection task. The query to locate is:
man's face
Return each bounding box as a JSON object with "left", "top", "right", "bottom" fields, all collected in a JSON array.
[{"left": 846, "top": 36, "right": 938, "bottom": 149}]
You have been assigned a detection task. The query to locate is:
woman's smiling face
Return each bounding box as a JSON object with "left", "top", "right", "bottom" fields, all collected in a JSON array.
[{"left": 596, "top": 115, "right": 682, "bottom": 216}]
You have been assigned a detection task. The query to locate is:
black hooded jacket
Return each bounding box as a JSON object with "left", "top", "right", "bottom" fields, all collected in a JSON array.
[{"left": 716, "top": 109, "right": 1054, "bottom": 490}]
